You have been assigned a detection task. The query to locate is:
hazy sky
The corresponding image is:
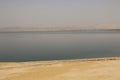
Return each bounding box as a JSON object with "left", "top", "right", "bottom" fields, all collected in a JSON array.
[{"left": 0, "top": 0, "right": 120, "bottom": 27}]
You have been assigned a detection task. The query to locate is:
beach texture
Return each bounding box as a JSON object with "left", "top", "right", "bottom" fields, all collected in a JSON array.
[{"left": 0, "top": 57, "right": 120, "bottom": 80}]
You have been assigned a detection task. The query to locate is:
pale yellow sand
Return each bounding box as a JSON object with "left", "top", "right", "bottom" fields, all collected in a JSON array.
[{"left": 0, "top": 57, "right": 120, "bottom": 80}]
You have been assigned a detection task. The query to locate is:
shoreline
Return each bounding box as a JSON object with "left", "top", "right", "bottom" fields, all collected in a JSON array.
[{"left": 0, "top": 57, "right": 120, "bottom": 63}]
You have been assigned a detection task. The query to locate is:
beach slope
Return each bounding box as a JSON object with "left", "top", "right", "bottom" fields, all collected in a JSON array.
[{"left": 0, "top": 57, "right": 120, "bottom": 80}]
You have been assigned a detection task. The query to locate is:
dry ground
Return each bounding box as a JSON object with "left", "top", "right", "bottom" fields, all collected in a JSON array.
[{"left": 0, "top": 57, "right": 120, "bottom": 80}]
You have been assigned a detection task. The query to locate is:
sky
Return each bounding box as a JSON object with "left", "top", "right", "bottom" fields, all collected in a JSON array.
[{"left": 0, "top": 0, "right": 120, "bottom": 28}]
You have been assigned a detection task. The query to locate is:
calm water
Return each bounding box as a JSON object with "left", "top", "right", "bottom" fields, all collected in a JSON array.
[{"left": 0, "top": 32, "right": 120, "bottom": 62}]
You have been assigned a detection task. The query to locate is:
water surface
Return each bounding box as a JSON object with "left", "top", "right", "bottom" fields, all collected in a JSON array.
[{"left": 0, "top": 31, "right": 120, "bottom": 61}]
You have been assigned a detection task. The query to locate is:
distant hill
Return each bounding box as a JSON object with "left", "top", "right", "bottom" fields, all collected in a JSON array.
[{"left": 0, "top": 25, "right": 120, "bottom": 32}]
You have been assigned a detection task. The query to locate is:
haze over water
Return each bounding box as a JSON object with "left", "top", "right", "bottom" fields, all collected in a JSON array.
[{"left": 0, "top": 1, "right": 120, "bottom": 62}]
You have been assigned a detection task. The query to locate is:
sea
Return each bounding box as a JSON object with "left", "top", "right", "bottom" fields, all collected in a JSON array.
[{"left": 0, "top": 31, "right": 120, "bottom": 62}]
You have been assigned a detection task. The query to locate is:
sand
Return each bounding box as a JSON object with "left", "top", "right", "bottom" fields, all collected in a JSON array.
[{"left": 0, "top": 57, "right": 120, "bottom": 80}]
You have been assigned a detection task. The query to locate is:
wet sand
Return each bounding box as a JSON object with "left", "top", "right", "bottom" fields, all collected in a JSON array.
[{"left": 0, "top": 57, "right": 120, "bottom": 80}]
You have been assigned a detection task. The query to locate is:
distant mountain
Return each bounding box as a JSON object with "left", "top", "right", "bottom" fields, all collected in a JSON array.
[{"left": 0, "top": 25, "right": 120, "bottom": 32}]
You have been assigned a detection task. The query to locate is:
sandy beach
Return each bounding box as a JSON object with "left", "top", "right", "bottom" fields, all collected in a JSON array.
[{"left": 0, "top": 57, "right": 120, "bottom": 80}]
